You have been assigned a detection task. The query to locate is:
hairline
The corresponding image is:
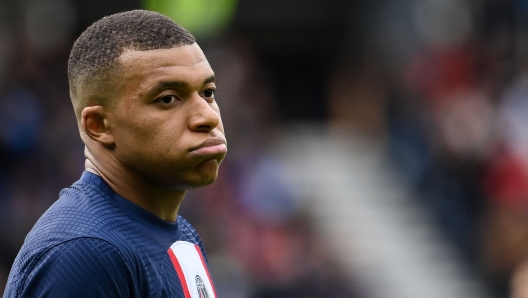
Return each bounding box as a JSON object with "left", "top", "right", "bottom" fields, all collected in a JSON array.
[{"left": 71, "top": 43, "right": 199, "bottom": 121}]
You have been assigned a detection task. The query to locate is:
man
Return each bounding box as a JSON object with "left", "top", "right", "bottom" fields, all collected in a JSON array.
[{"left": 4, "top": 10, "right": 226, "bottom": 297}]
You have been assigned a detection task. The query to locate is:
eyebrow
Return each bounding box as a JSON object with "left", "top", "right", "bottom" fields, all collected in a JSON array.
[{"left": 154, "top": 75, "right": 216, "bottom": 91}]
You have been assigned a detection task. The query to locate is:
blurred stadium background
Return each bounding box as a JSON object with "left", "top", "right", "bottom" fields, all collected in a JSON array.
[{"left": 1, "top": 0, "right": 528, "bottom": 297}]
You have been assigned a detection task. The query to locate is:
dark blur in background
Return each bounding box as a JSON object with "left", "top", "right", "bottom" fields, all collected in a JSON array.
[{"left": 2, "top": 0, "right": 528, "bottom": 297}]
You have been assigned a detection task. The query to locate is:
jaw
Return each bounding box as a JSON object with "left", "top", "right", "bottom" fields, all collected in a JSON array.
[
  {"left": 137, "top": 158, "right": 221, "bottom": 191},
  {"left": 181, "top": 159, "right": 221, "bottom": 189}
]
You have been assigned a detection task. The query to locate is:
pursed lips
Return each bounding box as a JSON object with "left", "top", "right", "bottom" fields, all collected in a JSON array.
[{"left": 189, "top": 137, "right": 227, "bottom": 156}]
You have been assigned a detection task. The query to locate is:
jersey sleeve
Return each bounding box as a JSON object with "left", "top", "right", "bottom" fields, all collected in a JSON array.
[{"left": 13, "top": 238, "right": 136, "bottom": 298}]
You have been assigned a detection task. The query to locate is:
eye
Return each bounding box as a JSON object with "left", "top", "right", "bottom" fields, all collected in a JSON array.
[
  {"left": 203, "top": 89, "right": 216, "bottom": 99},
  {"left": 157, "top": 95, "right": 178, "bottom": 104}
]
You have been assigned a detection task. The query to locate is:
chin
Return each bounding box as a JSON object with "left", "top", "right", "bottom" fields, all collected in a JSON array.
[
  {"left": 183, "top": 159, "right": 220, "bottom": 189},
  {"left": 182, "top": 175, "right": 218, "bottom": 190}
]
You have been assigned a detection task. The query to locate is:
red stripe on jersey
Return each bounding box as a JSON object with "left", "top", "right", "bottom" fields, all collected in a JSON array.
[
  {"left": 168, "top": 248, "right": 191, "bottom": 298},
  {"left": 194, "top": 245, "right": 218, "bottom": 298}
]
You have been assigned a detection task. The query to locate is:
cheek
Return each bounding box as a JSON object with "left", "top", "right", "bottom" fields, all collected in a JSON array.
[
  {"left": 214, "top": 113, "right": 225, "bottom": 132},
  {"left": 119, "top": 120, "right": 154, "bottom": 142},
  {"left": 111, "top": 107, "right": 190, "bottom": 155},
  {"left": 145, "top": 120, "right": 189, "bottom": 156},
  {"left": 212, "top": 105, "right": 225, "bottom": 132},
  {"left": 217, "top": 122, "right": 225, "bottom": 136},
  {"left": 112, "top": 115, "right": 162, "bottom": 153}
]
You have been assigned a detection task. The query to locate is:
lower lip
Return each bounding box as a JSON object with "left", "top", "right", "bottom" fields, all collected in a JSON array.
[{"left": 191, "top": 144, "right": 227, "bottom": 156}]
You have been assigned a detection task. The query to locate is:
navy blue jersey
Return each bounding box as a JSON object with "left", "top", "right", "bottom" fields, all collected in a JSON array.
[{"left": 4, "top": 172, "right": 217, "bottom": 298}]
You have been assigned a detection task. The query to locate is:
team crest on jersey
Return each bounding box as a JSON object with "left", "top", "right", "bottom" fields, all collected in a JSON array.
[{"left": 195, "top": 275, "right": 210, "bottom": 298}]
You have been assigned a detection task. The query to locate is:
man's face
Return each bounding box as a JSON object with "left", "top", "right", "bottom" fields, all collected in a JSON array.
[{"left": 106, "top": 43, "right": 226, "bottom": 190}]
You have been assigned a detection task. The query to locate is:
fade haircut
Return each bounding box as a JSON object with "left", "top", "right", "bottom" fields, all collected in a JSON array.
[{"left": 68, "top": 10, "right": 196, "bottom": 119}]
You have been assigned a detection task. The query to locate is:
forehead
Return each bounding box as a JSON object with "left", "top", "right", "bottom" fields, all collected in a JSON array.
[{"left": 117, "top": 43, "right": 212, "bottom": 85}]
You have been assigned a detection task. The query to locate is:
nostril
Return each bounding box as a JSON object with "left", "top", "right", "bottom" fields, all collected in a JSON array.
[{"left": 197, "top": 124, "right": 212, "bottom": 131}]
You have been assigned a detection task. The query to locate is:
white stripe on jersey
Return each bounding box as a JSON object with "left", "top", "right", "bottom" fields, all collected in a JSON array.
[{"left": 169, "top": 241, "right": 216, "bottom": 298}]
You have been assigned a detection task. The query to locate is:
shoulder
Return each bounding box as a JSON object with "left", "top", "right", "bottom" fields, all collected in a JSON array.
[
  {"left": 27, "top": 181, "right": 129, "bottom": 247},
  {"left": 5, "top": 237, "right": 138, "bottom": 298},
  {"left": 177, "top": 216, "right": 209, "bottom": 262},
  {"left": 177, "top": 216, "right": 201, "bottom": 243},
  {"left": 5, "top": 182, "right": 142, "bottom": 297}
]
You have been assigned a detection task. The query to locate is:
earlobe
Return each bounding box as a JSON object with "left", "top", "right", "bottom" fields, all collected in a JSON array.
[{"left": 81, "top": 106, "right": 115, "bottom": 146}]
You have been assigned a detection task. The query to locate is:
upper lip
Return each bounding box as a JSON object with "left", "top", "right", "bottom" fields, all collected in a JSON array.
[{"left": 189, "top": 136, "right": 227, "bottom": 152}]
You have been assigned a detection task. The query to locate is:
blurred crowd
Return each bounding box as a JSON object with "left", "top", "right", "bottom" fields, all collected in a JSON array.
[
  {"left": 332, "top": 0, "right": 528, "bottom": 296},
  {"left": 3, "top": 0, "right": 528, "bottom": 297}
]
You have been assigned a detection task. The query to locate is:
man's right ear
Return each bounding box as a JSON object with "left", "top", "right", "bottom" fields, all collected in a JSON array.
[{"left": 81, "top": 106, "right": 115, "bottom": 146}]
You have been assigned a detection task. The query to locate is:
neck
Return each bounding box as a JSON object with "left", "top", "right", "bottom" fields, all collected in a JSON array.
[{"left": 84, "top": 147, "right": 185, "bottom": 222}]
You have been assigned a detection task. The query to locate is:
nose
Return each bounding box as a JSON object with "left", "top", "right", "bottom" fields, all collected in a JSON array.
[{"left": 188, "top": 95, "right": 220, "bottom": 132}]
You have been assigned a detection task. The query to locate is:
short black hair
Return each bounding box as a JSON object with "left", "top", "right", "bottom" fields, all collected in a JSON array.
[{"left": 68, "top": 10, "right": 196, "bottom": 117}]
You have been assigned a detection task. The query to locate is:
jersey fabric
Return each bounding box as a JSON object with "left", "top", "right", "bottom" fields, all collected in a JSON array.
[{"left": 3, "top": 171, "right": 217, "bottom": 298}]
